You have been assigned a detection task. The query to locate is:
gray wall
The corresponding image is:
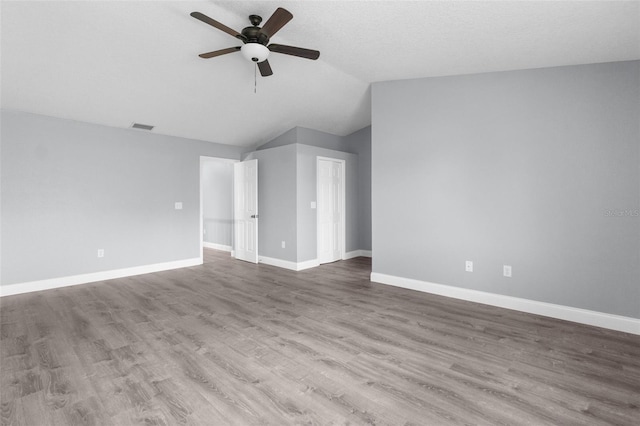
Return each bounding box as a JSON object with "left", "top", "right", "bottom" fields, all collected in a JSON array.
[
  {"left": 345, "top": 126, "right": 372, "bottom": 251},
  {"left": 254, "top": 127, "right": 298, "bottom": 151},
  {"left": 297, "top": 127, "right": 349, "bottom": 153},
  {"left": 372, "top": 60, "right": 640, "bottom": 318},
  {"left": 201, "top": 158, "right": 234, "bottom": 247},
  {"left": 246, "top": 144, "right": 298, "bottom": 262},
  {"left": 296, "top": 144, "right": 359, "bottom": 262},
  {"left": 256, "top": 127, "right": 350, "bottom": 153},
  {"left": 1, "top": 110, "right": 242, "bottom": 286},
  {"left": 255, "top": 125, "right": 373, "bottom": 253},
  {"left": 246, "top": 143, "right": 360, "bottom": 264}
]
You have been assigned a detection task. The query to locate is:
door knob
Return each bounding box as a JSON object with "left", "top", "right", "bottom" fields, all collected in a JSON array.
[{"left": 251, "top": 214, "right": 259, "bottom": 219}]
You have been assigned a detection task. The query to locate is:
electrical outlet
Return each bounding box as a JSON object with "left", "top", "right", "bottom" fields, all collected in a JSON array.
[
  {"left": 465, "top": 261, "right": 473, "bottom": 272},
  {"left": 174, "top": 202, "right": 183, "bottom": 210},
  {"left": 503, "top": 265, "right": 512, "bottom": 277},
  {"left": 97, "top": 249, "right": 105, "bottom": 258},
  {"left": 281, "top": 241, "right": 286, "bottom": 249}
]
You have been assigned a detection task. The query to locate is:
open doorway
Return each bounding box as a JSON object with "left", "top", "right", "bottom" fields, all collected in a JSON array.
[{"left": 200, "top": 157, "right": 238, "bottom": 260}]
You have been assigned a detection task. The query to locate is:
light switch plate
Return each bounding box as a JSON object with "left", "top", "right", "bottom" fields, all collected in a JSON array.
[{"left": 311, "top": 201, "right": 317, "bottom": 209}]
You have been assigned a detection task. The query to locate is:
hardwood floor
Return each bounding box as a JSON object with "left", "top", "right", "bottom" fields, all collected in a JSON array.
[{"left": 1, "top": 249, "right": 639, "bottom": 425}]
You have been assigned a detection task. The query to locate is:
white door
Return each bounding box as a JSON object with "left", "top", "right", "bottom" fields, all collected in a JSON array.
[
  {"left": 233, "top": 159, "right": 258, "bottom": 263},
  {"left": 317, "top": 158, "right": 344, "bottom": 264}
]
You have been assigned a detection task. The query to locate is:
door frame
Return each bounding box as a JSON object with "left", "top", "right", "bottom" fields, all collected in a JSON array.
[
  {"left": 199, "top": 156, "right": 238, "bottom": 263},
  {"left": 316, "top": 156, "right": 346, "bottom": 263}
]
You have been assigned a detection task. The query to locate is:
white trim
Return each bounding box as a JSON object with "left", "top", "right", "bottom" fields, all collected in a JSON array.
[
  {"left": 343, "top": 250, "right": 372, "bottom": 260},
  {"left": 0, "top": 258, "right": 202, "bottom": 298},
  {"left": 297, "top": 259, "right": 321, "bottom": 271},
  {"left": 259, "top": 256, "right": 319, "bottom": 271},
  {"left": 203, "top": 242, "right": 232, "bottom": 252},
  {"left": 200, "top": 157, "right": 205, "bottom": 263},
  {"left": 370, "top": 272, "right": 640, "bottom": 335}
]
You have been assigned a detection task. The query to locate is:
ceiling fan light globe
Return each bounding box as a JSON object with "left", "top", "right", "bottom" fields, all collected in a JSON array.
[{"left": 241, "top": 43, "right": 269, "bottom": 63}]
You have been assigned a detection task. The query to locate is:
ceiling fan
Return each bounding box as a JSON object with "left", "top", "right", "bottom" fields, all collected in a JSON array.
[{"left": 191, "top": 7, "right": 320, "bottom": 77}]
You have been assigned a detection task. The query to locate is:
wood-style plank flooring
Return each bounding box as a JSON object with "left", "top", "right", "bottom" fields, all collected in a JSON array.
[{"left": 1, "top": 249, "right": 639, "bottom": 425}]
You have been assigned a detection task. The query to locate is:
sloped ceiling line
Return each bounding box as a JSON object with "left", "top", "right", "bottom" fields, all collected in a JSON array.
[{"left": 1, "top": 1, "right": 638, "bottom": 147}]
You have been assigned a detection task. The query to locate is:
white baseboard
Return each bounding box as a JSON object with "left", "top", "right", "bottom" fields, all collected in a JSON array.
[
  {"left": 203, "top": 242, "right": 232, "bottom": 252},
  {"left": 0, "top": 258, "right": 203, "bottom": 297},
  {"left": 259, "top": 256, "right": 319, "bottom": 271},
  {"left": 297, "top": 259, "right": 321, "bottom": 271},
  {"left": 261, "top": 251, "right": 370, "bottom": 270},
  {"left": 370, "top": 272, "right": 640, "bottom": 335},
  {"left": 343, "top": 250, "right": 372, "bottom": 260}
]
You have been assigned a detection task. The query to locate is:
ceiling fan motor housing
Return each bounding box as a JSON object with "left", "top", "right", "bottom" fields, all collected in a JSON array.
[
  {"left": 241, "top": 16, "right": 270, "bottom": 63},
  {"left": 241, "top": 25, "right": 269, "bottom": 45}
]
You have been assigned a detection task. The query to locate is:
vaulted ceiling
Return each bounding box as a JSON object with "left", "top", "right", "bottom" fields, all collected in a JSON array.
[{"left": 2, "top": 1, "right": 639, "bottom": 147}]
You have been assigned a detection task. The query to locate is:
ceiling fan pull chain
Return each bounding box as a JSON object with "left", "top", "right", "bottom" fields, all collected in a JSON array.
[{"left": 254, "top": 63, "right": 257, "bottom": 94}]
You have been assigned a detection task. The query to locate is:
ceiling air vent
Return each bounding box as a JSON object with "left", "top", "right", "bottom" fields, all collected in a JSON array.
[{"left": 131, "top": 123, "right": 154, "bottom": 131}]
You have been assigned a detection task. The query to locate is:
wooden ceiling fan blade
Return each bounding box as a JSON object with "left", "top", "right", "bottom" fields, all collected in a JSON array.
[
  {"left": 260, "top": 7, "right": 293, "bottom": 38},
  {"left": 258, "top": 60, "right": 273, "bottom": 77},
  {"left": 268, "top": 44, "right": 320, "bottom": 60},
  {"left": 198, "top": 46, "right": 241, "bottom": 59},
  {"left": 191, "top": 12, "right": 247, "bottom": 41}
]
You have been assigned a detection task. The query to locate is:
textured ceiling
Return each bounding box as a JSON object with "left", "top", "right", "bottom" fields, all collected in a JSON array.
[{"left": 2, "top": 1, "right": 639, "bottom": 147}]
